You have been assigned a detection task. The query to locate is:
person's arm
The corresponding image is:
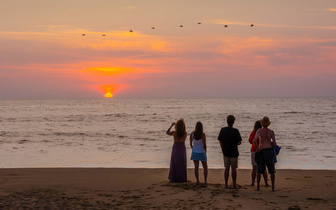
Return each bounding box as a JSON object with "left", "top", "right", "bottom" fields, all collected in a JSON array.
[
  {"left": 271, "top": 130, "right": 277, "bottom": 146},
  {"left": 237, "top": 130, "right": 242, "bottom": 145},
  {"left": 166, "top": 122, "right": 175, "bottom": 136},
  {"left": 190, "top": 132, "right": 193, "bottom": 148},
  {"left": 217, "top": 129, "right": 223, "bottom": 150},
  {"left": 253, "top": 129, "right": 260, "bottom": 150},
  {"left": 202, "top": 133, "right": 207, "bottom": 152},
  {"left": 248, "top": 132, "right": 254, "bottom": 144},
  {"left": 183, "top": 132, "right": 187, "bottom": 142}
]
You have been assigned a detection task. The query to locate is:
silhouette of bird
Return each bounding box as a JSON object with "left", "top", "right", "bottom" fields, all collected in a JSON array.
[
  {"left": 129, "top": 30, "right": 133, "bottom": 33},
  {"left": 197, "top": 22, "right": 201, "bottom": 24},
  {"left": 224, "top": 25, "right": 228, "bottom": 27},
  {"left": 180, "top": 25, "right": 183, "bottom": 27},
  {"left": 151, "top": 27, "right": 155, "bottom": 29},
  {"left": 251, "top": 24, "right": 254, "bottom": 27},
  {"left": 102, "top": 34, "right": 106, "bottom": 36},
  {"left": 82, "top": 34, "right": 86, "bottom": 36}
]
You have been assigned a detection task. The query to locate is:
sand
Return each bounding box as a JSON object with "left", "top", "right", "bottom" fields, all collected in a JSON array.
[{"left": 0, "top": 168, "right": 335, "bottom": 209}]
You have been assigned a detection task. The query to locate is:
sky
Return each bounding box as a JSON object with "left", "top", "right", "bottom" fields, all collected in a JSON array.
[{"left": 0, "top": 0, "right": 335, "bottom": 99}]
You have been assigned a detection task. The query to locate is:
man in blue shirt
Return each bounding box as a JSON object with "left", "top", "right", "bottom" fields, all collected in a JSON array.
[{"left": 217, "top": 115, "right": 242, "bottom": 188}]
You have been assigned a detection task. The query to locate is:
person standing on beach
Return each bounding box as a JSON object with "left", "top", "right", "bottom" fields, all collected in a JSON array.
[
  {"left": 253, "top": 116, "right": 277, "bottom": 191},
  {"left": 217, "top": 115, "right": 242, "bottom": 188},
  {"left": 190, "top": 122, "right": 208, "bottom": 184},
  {"left": 248, "top": 120, "right": 269, "bottom": 187},
  {"left": 166, "top": 119, "right": 187, "bottom": 183}
]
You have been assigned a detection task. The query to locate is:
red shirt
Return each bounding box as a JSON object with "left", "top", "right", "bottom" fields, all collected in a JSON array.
[{"left": 248, "top": 131, "right": 257, "bottom": 152}]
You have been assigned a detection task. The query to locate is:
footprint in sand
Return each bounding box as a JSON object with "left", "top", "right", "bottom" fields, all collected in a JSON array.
[
  {"left": 277, "top": 195, "right": 289, "bottom": 198},
  {"left": 7, "top": 174, "right": 19, "bottom": 176},
  {"left": 306, "top": 197, "right": 326, "bottom": 201},
  {"left": 288, "top": 206, "right": 301, "bottom": 210}
]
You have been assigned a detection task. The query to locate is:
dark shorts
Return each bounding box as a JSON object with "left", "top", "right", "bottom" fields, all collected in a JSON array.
[{"left": 257, "top": 147, "right": 276, "bottom": 174}]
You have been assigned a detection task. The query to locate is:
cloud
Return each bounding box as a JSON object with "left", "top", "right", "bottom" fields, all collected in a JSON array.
[
  {"left": 85, "top": 67, "right": 134, "bottom": 76},
  {"left": 124, "top": 6, "right": 135, "bottom": 10},
  {"left": 328, "top": 8, "right": 336, "bottom": 12},
  {"left": 210, "top": 19, "right": 251, "bottom": 26}
]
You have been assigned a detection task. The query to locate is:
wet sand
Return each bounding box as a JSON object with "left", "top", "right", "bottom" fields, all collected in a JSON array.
[{"left": 0, "top": 168, "right": 335, "bottom": 209}]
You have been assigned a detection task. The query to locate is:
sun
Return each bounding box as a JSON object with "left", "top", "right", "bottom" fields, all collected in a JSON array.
[{"left": 104, "top": 92, "right": 113, "bottom": 98}]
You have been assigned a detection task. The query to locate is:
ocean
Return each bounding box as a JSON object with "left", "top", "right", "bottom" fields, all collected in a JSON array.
[{"left": 0, "top": 97, "right": 335, "bottom": 169}]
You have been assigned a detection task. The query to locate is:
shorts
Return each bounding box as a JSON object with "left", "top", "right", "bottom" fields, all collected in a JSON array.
[
  {"left": 223, "top": 156, "right": 238, "bottom": 169},
  {"left": 191, "top": 152, "right": 207, "bottom": 162},
  {"left": 251, "top": 152, "right": 257, "bottom": 166},
  {"left": 257, "top": 148, "right": 276, "bottom": 174}
]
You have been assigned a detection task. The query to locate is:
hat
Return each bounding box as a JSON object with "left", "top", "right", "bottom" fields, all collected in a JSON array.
[{"left": 260, "top": 117, "right": 271, "bottom": 127}]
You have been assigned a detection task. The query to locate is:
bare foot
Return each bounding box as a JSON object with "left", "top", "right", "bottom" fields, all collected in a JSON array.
[{"left": 272, "top": 188, "right": 276, "bottom": 192}]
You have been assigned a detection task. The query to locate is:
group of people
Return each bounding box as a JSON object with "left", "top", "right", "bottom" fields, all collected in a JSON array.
[{"left": 166, "top": 115, "right": 277, "bottom": 191}]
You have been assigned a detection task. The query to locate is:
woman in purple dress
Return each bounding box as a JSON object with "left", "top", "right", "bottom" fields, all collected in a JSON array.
[{"left": 166, "top": 119, "right": 187, "bottom": 182}]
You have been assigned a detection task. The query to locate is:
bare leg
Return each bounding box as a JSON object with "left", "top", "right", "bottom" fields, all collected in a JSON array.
[
  {"left": 232, "top": 167, "right": 237, "bottom": 188},
  {"left": 250, "top": 165, "right": 257, "bottom": 186},
  {"left": 194, "top": 160, "right": 200, "bottom": 183},
  {"left": 201, "top": 161, "right": 208, "bottom": 184},
  {"left": 271, "top": 174, "right": 276, "bottom": 191},
  {"left": 224, "top": 167, "right": 230, "bottom": 188},
  {"left": 263, "top": 170, "right": 269, "bottom": 186},
  {"left": 256, "top": 173, "right": 261, "bottom": 191}
]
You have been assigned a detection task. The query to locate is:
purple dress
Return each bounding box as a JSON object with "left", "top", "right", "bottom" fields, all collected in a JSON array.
[{"left": 169, "top": 141, "right": 187, "bottom": 182}]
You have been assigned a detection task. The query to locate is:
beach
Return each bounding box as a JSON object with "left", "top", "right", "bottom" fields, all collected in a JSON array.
[{"left": 0, "top": 168, "right": 335, "bottom": 209}]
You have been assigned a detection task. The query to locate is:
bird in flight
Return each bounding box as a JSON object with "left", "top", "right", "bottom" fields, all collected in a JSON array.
[{"left": 81, "top": 21, "right": 257, "bottom": 37}]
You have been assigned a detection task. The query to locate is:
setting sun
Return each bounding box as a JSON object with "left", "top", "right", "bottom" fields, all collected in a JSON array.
[{"left": 104, "top": 92, "right": 113, "bottom": 98}]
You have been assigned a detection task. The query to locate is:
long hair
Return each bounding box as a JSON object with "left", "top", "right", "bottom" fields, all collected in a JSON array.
[
  {"left": 253, "top": 120, "right": 262, "bottom": 132},
  {"left": 194, "top": 121, "right": 203, "bottom": 140},
  {"left": 175, "top": 118, "right": 186, "bottom": 139}
]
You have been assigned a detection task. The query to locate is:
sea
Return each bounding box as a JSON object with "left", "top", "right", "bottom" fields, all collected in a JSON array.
[{"left": 0, "top": 97, "right": 335, "bottom": 169}]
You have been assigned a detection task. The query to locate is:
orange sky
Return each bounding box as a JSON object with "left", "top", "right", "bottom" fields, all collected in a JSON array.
[{"left": 0, "top": 0, "right": 335, "bottom": 98}]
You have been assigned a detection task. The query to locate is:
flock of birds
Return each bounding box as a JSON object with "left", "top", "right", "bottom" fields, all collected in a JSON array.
[{"left": 81, "top": 23, "right": 255, "bottom": 36}]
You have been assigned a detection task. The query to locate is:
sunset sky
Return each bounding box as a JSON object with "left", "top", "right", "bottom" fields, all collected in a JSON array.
[{"left": 1, "top": 0, "right": 335, "bottom": 99}]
